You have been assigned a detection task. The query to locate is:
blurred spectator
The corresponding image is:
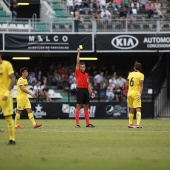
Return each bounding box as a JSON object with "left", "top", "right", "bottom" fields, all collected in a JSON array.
[
  {"left": 119, "top": 8, "right": 127, "bottom": 26},
  {"left": 131, "top": 0, "right": 140, "bottom": 14},
  {"left": 70, "top": 80, "right": 77, "bottom": 95},
  {"left": 67, "top": 0, "right": 74, "bottom": 13},
  {"left": 47, "top": 63, "right": 56, "bottom": 85},
  {"left": 109, "top": 76, "right": 117, "bottom": 88},
  {"left": 106, "top": 0, "right": 118, "bottom": 13},
  {"left": 90, "top": 0, "right": 100, "bottom": 11},
  {"left": 75, "top": 0, "right": 84, "bottom": 10},
  {"left": 117, "top": 76, "right": 126, "bottom": 88},
  {"left": 100, "top": 6, "right": 112, "bottom": 24},
  {"left": 99, "top": 0, "right": 107, "bottom": 9},
  {"left": 139, "top": 0, "right": 148, "bottom": 7},
  {"left": 154, "top": 0, "right": 163, "bottom": 18},
  {"left": 92, "top": 8, "right": 101, "bottom": 22},
  {"left": 10, "top": 0, "right": 18, "bottom": 20},
  {"left": 34, "top": 80, "right": 52, "bottom": 102},
  {"left": 71, "top": 8, "right": 80, "bottom": 32},
  {"left": 122, "top": 82, "right": 128, "bottom": 102},
  {"left": 94, "top": 72, "right": 104, "bottom": 87},
  {"left": 114, "top": 84, "right": 122, "bottom": 102},
  {"left": 51, "top": 71, "right": 61, "bottom": 86},
  {"left": 28, "top": 72, "right": 37, "bottom": 86},
  {"left": 69, "top": 72, "right": 76, "bottom": 86},
  {"left": 127, "top": 9, "right": 135, "bottom": 27},
  {"left": 122, "top": 0, "right": 130, "bottom": 8},
  {"left": 145, "top": 1, "right": 155, "bottom": 18},
  {"left": 113, "top": 0, "right": 123, "bottom": 11},
  {"left": 36, "top": 70, "right": 44, "bottom": 85},
  {"left": 106, "top": 83, "right": 115, "bottom": 102}
]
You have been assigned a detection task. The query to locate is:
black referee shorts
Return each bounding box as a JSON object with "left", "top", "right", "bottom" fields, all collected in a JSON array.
[{"left": 76, "top": 88, "right": 89, "bottom": 104}]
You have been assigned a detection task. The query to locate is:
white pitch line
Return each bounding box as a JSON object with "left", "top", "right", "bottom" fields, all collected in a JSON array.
[{"left": 40, "top": 130, "right": 170, "bottom": 133}]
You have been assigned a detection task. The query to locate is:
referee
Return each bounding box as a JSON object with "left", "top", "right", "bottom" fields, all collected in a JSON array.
[{"left": 74, "top": 48, "right": 95, "bottom": 128}]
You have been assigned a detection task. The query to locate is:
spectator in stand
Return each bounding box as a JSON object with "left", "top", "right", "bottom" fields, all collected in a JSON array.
[
  {"left": 138, "top": 0, "right": 148, "bottom": 8},
  {"left": 67, "top": 0, "right": 74, "bottom": 13},
  {"left": 92, "top": 8, "right": 101, "bottom": 22},
  {"left": 114, "top": 83, "right": 122, "bottom": 102},
  {"left": 145, "top": 1, "right": 155, "bottom": 18},
  {"left": 70, "top": 80, "right": 77, "bottom": 95},
  {"left": 100, "top": 6, "right": 112, "bottom": 25},
  {"left": 34, "top": 80, "right": 52, "bottom": 102},
  {"left": 36, "top": 70, "right": 44, "bottom": 85},
  {"left": 122, "top": 82, "right": 128, "bottom": 102},
  {"left": 106, "top": 0, "right": 118, "bottom": 13},
  {"left": 99, "top": 0, "right": 107, "bottom": 9},
  {"left": 106, "top": 83, "right": 115, "bottom": 102},
  {"left": 47, "top": 63, "right": 56, "bottom": 85},
  {"left": 51, "top": 71, "right": 61, "bottom": 86},
  {"left": 109, "top": 76, "right": 117, "bottom": 88},
  {"left": 90, "top": 0, "right": 100, "bottom": 11},
  {"left": 117, "top": 75, "right": 126, "bottom": 87},
  {"left": 10, "top": 0, "right": 18, "bottom": 20},
  {"left": 154, "top": 0, "right": 163, "bottom": 18},
  {"left": 119, "top": 8, "right": 127, "bottom": 26},
  {"left": 75, "top": 0, "right": 84, "bottom": 10},
  {"left": 69, "top": 72, "right": 76, "bottom": 86},
  {"left": 127, "top": 9, "right": 135, "bottom": 27},
  {"left": 113, "top": 0, "right": 123, "bottom": 12},
  {"left": 131, "top": 0, "right": 140, "bottom": 14},
  {"left": 122, "top": 0, "right": 130, "bottom": 8},
  {"left": 94, "top": 71, "right": 104, "bottom": 87},
  {"left": 28, "top": 72, "right": 37, "bottom": 86},
  {"left": 71, "top": 8, "right": 80, "bottom": 32}
]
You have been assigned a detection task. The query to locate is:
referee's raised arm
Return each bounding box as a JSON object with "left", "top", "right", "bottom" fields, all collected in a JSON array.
[{"left": 76, "top": 48, "right": 80, "bottom": 70}]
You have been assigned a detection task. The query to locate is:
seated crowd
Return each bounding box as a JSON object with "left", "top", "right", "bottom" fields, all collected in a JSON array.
[
  {"left": 67, "top": 0, "right": 169, "bottom": 27},
  {"left": 14, "top": 62, "right": 131, "bottom": 102}
]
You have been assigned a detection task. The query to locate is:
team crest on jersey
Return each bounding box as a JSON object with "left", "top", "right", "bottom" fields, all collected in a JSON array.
[{"left": 87, "top": 78, "right": 89, "bottom": 82}]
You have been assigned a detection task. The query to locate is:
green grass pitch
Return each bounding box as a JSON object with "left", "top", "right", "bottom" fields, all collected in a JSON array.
[{"left": 0, "top": 119, "right": 170, "bottom": 170}]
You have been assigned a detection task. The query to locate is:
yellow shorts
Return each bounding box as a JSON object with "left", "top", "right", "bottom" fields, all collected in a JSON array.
[
  {"left": 128, "top": 94, "right": 141, "bottom": 108},
  {"left": 17, "top": 98, "right": 31, "bottom": 110},
  {"left": 0, "top": 95, "right": 13, "bottom": 116}
]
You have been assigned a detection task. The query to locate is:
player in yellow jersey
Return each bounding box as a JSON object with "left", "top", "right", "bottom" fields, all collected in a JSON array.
[
  {"left": 127, "top": 62, "right": 144, "bottom": 128},
  {"left": 15, "top": 67, "right": 42, "bottom": 129},
  {"left": 0, "top": 53, "right": 16, "bottom": 145}
]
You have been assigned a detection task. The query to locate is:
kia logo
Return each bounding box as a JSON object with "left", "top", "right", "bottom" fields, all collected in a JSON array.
[{"left": 111, "top": 35, "right": 139, "bottom": 49}]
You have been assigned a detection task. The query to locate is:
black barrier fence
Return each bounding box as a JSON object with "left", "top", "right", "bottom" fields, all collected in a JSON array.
[
  {"left": 1, "top": 33, "right": 170, "bottom": 53},
  {"left": 0, "top": 102, "right": 153, "bottom": 119},
  {"left": 4, "top": 33, "right": 94, "bottom": 52},
  {"left": 96, "top": 33, "right": 170, "bottom": 52}
]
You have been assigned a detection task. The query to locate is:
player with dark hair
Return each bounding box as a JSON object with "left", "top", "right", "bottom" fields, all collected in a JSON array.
[
  {"left": 0, "top": 53, "right": 16, "bottom": 145},
  {"left": 15, "top": 67, "right": 42, "bottom": 129},
  {"left": 74, "top": 48, "right": 95, "bottom": 128},
  {"left": 127, "top": 62, "right": 144, "bottom": 128}
]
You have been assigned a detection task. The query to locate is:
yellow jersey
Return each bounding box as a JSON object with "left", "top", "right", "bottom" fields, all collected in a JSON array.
[
  {"left": 128, "top": 71, "right": 144, "bottom": 96},
  {"left": 0, "top": 60, "right": 14, "bottom": 96},
  {"left": 17, "top": 77, "right": 29, "bottom": 99}
]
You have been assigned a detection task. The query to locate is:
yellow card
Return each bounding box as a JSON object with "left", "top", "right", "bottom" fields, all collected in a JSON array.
[{"left": 79, "top": 45, "right": 83, "bottom": 49}]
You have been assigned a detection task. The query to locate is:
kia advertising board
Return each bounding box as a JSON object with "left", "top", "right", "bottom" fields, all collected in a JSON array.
[
  {"left": 96, "top": 33, "right": 170, "bottom": 52},
  {"left": 5, "top": 33, "right": 94, "bottom": 52}
]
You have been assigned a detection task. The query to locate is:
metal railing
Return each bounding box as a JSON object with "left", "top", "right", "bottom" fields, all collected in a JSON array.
[{"left": 0, "top": 18, "right": 170, "bottom": 33}]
